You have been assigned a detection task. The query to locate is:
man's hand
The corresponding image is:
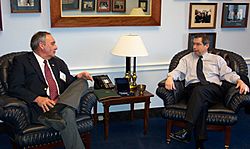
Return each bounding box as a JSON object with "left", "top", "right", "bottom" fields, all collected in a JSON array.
[
  {"left": 236, "top": 79, "right": 249, "bottom": 94},
  {"left": 165, "top": 76, "right": 176, "bottom": 90},
  {"left": 34, "top": 96, "right": 56, "bottom": 112},
  {"left": 76, "top": 71, "right": 93, "bottom": 81}
]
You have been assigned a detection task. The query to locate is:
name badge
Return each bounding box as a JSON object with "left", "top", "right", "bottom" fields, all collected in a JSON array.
[{"left": 60, "top": 71, "right": 66, "bottom": 82}]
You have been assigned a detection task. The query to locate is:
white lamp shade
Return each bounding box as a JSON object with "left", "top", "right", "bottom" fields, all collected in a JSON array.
[{"left": 112, "top": 35, "right": 148, "bottom": 57}]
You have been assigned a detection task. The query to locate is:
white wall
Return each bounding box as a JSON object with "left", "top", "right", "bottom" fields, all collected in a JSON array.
[{"left": 1, "top": 0, "right": 250, "bottom": 113}]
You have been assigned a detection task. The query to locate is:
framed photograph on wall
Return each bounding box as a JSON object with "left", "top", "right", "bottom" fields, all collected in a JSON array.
[
  {"left": 221, "top": 3, "right": 249, "bottom": 28},
  {"left": 189, "top": 3, "right": 217, "bottom": 29},
  {"left": 112, "top": 0, "right": 126, "bottom": 12},
  {"left": 81, "top": 0, "right": 95, "bottom": 11},
  {"left": 62, "top": 0, "right": 79, "bottom": 10},
  {"left": 97, "top": 0, "right": 111, "bottom": 12},
  {"left": 10, "top": 0, "right": 41, "bottom": 13},
  {"left": 138, "top": 0, "right": 148, "bottom": 12},
  {"left": 0, "top": 1, "right": 2, "bottom": 31},
  {"left": 188, "top": 33, "right": 216, "bottom": 50}
]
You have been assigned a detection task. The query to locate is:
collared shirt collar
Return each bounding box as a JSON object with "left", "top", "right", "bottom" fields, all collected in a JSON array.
[{"left": 33, "top": 52, "right": 46, "bottom": 65}]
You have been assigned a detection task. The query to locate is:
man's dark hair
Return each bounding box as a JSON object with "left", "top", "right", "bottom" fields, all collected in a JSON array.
[
  {"left": 193, "top": 33, "right": 210, "bottom": 45},
  {"left": 30, "top": 31, "right": 51, "bottom": 51}
]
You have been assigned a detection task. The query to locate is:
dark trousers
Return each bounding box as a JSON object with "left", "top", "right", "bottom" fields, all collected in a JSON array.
[
  {"left": 184, "top": 83, "right": 223, "bottom": 140},
  {"left": 50, "top": 79, "right": 88, "bottom": 149}
]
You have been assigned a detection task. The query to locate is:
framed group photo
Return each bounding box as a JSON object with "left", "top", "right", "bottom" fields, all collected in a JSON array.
[
  {"left": 188, "top": 32, "right": 216, "bottom": 50},
  {"left": 139, "top": 0, "right": 148, "bottom": 12},
  {"left": 112, "top": 0, "right": 126, "bottom": 12},
  {"left": 221, "top": 3, "right": 249, "bottom": 28},
  {"left": 97, "top": 0, "right": 111, "bottom": 12},
  {"left": 0, "top": 1, "right": 2, "bottom": 31},
  {"left": 62, "top": 0, "right": 79, "bottom": 10},
  {"left": 81, "top": 0, "right": 95, "bottom": 11},
  {"left": 189, "top": 3, "right": 217, "bottom": 29},
  {"left": 10, "top": 0, "right": 41, "bottom": 13}
]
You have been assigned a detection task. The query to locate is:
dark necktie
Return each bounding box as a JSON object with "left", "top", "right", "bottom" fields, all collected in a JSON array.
[
  {"left": 196, "top": 56, "right": 208, "bottom": 85},
  {"left": 44, "top": 60, "right": 59, "bottom": 100}
]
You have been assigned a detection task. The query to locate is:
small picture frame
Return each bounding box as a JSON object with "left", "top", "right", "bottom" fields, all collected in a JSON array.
[
  {"left": 188, "top": 33, "right": 216, "bottom": 50},
  {"left": 112, "top": 0, "right": 126, "bottom": 12},
  {"left": 0, "top": 1, "right": 2, "bottom": 31},
  {"left": 138, "top": 0, "right": 148, "bottom": 12},
  {"left": 97, "top": 0, "right": 111, "bottom": 12},
  {"left": 81, "top": 0, "right": 95, "bottom": 11},
  {"left": 221, "top": 3, "right": 249, "bottom": 28},
  {"left": 189, "top": 3, "right": 217, "bottom": 29},
  {"left": 10, "top": 0, "right": 41, "bottom": 13},
  {"left": 62, "top": 0, "right": 79, "bottom": 10}
]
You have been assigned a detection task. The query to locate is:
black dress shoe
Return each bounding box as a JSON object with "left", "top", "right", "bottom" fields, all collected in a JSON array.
[
  {"left": 170, "top": 129, "right": 191, "bottom": 143},
  {"left": 38, "top": 104, "right": 67, "bottom": 131}
]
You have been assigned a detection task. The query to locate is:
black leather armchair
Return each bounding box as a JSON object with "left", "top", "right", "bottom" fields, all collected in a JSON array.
[
  {"left": 156, "top": 48, "right": 250, "bottom": 149},
  {"left": 0, "top": 52, "right": 97, "bottom": 149}
]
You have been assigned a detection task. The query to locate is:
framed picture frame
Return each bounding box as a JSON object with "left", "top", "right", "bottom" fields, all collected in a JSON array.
[
  {"left": 97, "top": 0, "right": 111, "bottom": 12},
  {"left": 10, "top": 0, "right": 41, "bottom": 13},
  {"left": 138, "top": 0, "right": 148, "bottom": 12},
  {"left": 221, "top": 3, "right": 249, "bottom": 28},
  {"left": 112, "top": 0, "right": 126, "bottom": 12},
  {"left": 0, "top": 1, "right": 2, "bottom": 31},
  {"left": 188, "top": 33, "right": 216, "bottom": 50},
  {"left": 62, "top": 0, "right": 79, "bottom": 10},
  {"left": 189, "top": 3, "right": 217, "bottom": 29},
  {"left": 81, "top": 0, "right": 95, "bottom": 11}
]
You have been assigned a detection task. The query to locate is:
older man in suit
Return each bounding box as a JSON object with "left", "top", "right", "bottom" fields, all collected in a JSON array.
[{"left": 8, "top": 31, "right": 93, "bottom": 149}]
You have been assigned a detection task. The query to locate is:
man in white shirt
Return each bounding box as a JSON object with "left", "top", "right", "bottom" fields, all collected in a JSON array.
[{"left": 165, "top": 33, "right": 249, "bottom": 149}]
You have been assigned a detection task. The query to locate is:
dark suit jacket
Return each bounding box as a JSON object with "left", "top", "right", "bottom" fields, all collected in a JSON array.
[{"left": 8, "top": 52, "right": 76, "bottom": 123}]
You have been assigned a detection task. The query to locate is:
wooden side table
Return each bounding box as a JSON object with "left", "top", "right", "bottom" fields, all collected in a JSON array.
[{"left": 93, "top": 90, "right": 154, "bottom": 140}]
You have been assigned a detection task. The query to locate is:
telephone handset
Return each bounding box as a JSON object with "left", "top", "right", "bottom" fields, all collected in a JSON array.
[{"left": 93, "top": 75, "right": 115, "bottom": 89}]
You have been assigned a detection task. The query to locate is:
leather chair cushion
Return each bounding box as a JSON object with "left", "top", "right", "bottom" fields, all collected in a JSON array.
[
  {"left": 162, "top": 100, "right": 238, "bottom": 125},
  {"left": 15, "top": 114, "right": 93, "bottom": 147}
]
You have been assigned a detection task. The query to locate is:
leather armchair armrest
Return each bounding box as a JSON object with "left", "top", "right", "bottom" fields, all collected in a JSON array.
[
  {"left": 225, "top": 88, "right": 250, "bottom": 112},
  {"left": 0, "top": 95, "right": 30, "bottom": 131},
  {"left": 157, "top": 79, "right": 166, "bottom": 87},
  {"left": 156, "top": 80, "right": 185, "bottom": 107},
  {"left": 78, "top": 90, "right": 97, "bottom": 116}
]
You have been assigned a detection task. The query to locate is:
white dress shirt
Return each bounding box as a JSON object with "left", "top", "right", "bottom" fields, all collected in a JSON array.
[
  {"left": 33, "top": 52, "right": 60, "bottom": 96},
  {"left": 168, "top": 52, "right": 240, "bottom": 87}
]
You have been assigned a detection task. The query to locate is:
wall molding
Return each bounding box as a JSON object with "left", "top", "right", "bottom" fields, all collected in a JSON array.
[
  {"left": 70, "top": 58, "right": 250, "bottom": 75},
  {"left": 70, "top": 62, "right": 170, "bottom": 75}
]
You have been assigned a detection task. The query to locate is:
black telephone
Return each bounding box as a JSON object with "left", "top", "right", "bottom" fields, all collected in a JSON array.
[{"left": 93, "top": 75, "right": 115, "bottom": 89}]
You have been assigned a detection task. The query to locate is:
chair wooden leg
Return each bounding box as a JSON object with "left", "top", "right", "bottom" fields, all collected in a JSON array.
[
  {"left": 225, "top": 126, "right": 231, "bottom": 149},
  {"left": 82, "top": 132, "right": 91, "bottom": 149},
  {"left": 166, "top": 120, "right": 173, "bottom": 144}
]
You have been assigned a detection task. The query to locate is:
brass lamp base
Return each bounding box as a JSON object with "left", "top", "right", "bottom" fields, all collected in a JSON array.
[{"left": 125, "top": 71, "right": 137, "bottom": 90}]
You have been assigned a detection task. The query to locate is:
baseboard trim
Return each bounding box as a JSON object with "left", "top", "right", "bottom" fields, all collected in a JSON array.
[{"left": 93, "top": 107, "right": 164, "bottom": 122}]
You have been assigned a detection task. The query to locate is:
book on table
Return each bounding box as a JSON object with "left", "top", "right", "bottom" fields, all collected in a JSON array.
[{"left": 93, "top": 89, "right": 121, "bottom": 101}]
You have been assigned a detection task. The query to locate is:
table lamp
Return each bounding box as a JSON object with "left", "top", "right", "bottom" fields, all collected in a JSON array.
[{"left": 112, "top": 34, "right": 148, "bottom": 89}]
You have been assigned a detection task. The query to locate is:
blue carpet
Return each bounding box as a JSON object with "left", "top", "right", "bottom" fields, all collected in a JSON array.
[{"left": 0, "top": 109, "right": 250, "bottom": 149}]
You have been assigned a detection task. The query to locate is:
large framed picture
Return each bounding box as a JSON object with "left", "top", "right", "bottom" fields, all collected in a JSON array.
[
  {"left": 189, "top": 3, "right": 217, "bottom": 29},
  {"left": 81, "top": 0, "right": 95, "bottom": 11},
  {"left": 188, "top": 33, "right": 216, "bottom": 50},
  {"left": 112, "top": 0, "right": 126, "bottom": 12},
  {"left": 0, "top": 1, "right": 2, "bottom": 31},
  {"left": 221, "top": 3, "right": 249, "bottom": 28},
  {"left": 62, "top": 0, "right": 79, "bottom": 10},
  {"left": 138, "top": 0, "right": 148, "bottom": 12},
  {"left": 97, "top": 0, "right": 111, "bottom": 12},
  {"left": 10, "top": 0, "right": 41, "bottom": 13}
]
